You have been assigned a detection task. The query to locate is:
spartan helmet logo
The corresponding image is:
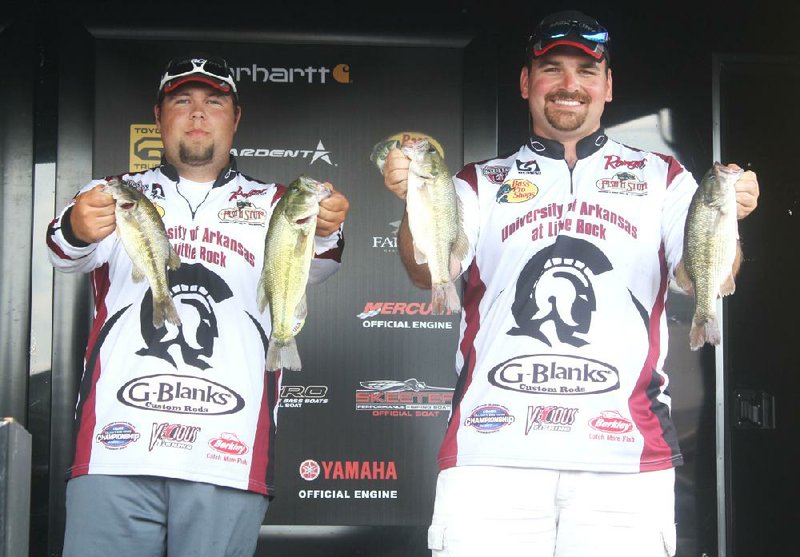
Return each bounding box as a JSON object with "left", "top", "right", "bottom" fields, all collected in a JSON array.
[
  {"left": 508, "top": 236, "right": 612, "bottom": 347},
  {"left": 136, "top": 263, "right": 233, "bottom": 370}
]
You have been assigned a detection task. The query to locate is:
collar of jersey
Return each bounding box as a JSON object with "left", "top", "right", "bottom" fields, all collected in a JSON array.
[
  {"left": 159, "top": 155, "right": 239, "bottom": 189},
  {"left": 527, "top": 128, "right": 608, "bottom": 160}
]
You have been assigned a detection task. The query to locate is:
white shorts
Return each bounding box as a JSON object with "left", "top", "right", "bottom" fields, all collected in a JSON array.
[{"left": 428, "top": 466, "right": 676, "bottom": 557}]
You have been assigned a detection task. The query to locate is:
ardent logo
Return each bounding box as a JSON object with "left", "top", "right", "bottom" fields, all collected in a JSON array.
[
  {"left": 488, "top": 354, "right": 620, "bottom": 395},
  {"left": 117, "top": 374, "right": 245, "bottom": 415}
]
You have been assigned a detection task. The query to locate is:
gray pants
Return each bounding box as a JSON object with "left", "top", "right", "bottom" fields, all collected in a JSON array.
[{"left": 63, "top": 475, "right": 269, "bottom": 557}]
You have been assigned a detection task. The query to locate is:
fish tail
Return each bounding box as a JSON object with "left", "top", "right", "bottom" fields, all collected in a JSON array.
[
  {"left": 266, "top": 338, "right": 302, "bottom": 371},
  {"left": 689, "top": 316, "right": 720, "bottom": 351},
  {"left": 153, "top": 295, "right": 181, "bottom": 328},
  {"left": 431, "top": 281, "right": 461, "bottom": 315}
]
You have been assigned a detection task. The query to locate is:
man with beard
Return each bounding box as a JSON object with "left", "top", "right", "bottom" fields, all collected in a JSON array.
[
  {"left": 380, "top": 10, "right": 759, "bottom": 557},
  {"left": 48, "top": 56, "right": 349, "bottom": 556}
]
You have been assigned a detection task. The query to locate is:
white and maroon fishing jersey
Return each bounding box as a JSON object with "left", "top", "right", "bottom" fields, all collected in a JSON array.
[
  {"left": 47, "top": 159, "right": 343, "bottom": 495},
  {"left": 441, "top": 130, "right": 697, "bottom": 473}
]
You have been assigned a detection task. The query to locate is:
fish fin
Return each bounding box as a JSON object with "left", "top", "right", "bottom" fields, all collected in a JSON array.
[
  {"left": 256, "top": 276, "right": 268, "bottom": 313},
  {"left": 266, "top": 338, "right": 301, "bottom": 371},
  {"left": 168, "top": 247, "right": 181, "bottom": 270},
  {"left": 720, "top": 273, "right": 736, "bottom": 296},
  {"left": 431, "top": 281, "right": 461, "bottom": 315},
  {"left": 674, "top": 262, "right": 693, "bottom": 293},
  {"left": 152, "top": 296, "right": 181, "bottom": 329},
  {"left": 689, "top": 317, "right": 720, "bottom": 351},
  {"left": 413, "top": 243, "right": 428, "bottom": 265},
  {"left": 131, "top": 265, "right": 146, "bottom": 283},
  {"left": 294, "top": 293, "right": 308, "bottom": 324}
]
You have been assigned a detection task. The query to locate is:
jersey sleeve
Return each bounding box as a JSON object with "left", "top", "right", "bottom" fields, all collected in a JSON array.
[
  {"left": 46, "top": 180, "right": 116, "bottom": 274},
  {"left": 453, "top": 165, "right": 481, "bottom": 277},
  {"left": 661, "top": 158, "right": 698, "bottom": 278},
  {"left": 309, "top": 228, "right": 344, "bottom": 285}
]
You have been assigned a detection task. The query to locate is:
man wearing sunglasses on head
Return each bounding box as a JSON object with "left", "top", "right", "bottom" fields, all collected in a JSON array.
[
  {"left": 48, "top": 55, "right": 349, "bottom": 557},
  {"left": 380, "top": 10, "right": 759, "bottom": 557}
]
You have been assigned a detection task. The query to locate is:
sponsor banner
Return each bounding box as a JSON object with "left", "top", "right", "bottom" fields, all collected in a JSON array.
[
  {"left": 207, "top": 432, "right": 250, "bottom": 465},
  {"left": 232, "top": 63, "right": 351, "bottom": 85},
  {"left": 371, "top": 220, "right": 400, "bottom": 253},
  {"left": 355, "top": 378, "right": 453, "bottom": 417},
  {"left": 525, "top": 405, "right": 578, "bottom": 434},
  {"left": 464, "top": 404, "right": 515, "bottom": 433},
  {"left": 279, "top": 385, "right": 330, "bottom": 408},
  {"left": 296, "top": 459, "right": 399, "bottom": 500},
  {"left": 129, "top": 124, "right": 163, "bottom": 173},
  {"left": 356, "top": 301, "right": 458, "bottom": 330},
  {"left": 229, "top": 141, "right": 335, "bottom": 166},
  {"left": 116, "top": 374, "right": 245, "bottom": 415},
  {"left": 588, "top": 410, "right": 636, "bottom": 443},
  {"left": 482, "top": 165, "right": 510, "bottom": 185},
  {"left": 149, "top": 422, "right": 201, "bottom": 451},
  {"left": 496, "top": 179, "right": 539, "bottom": 204},
  {"left": 96, "top": 422, "right": 141, "bottom": 450},
  {"left": 596, "top": 171, "right": 649, "bottom": 196},
  {"left": 488, "top": 354, "right": 620, "bottom": 395}
]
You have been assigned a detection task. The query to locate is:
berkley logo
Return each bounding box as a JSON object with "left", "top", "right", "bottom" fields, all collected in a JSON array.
[
  {"left": 589, "top": 410, "right": 635, "bottom": 434},
  {"left": 464, "top": 404, "right": 515, "bottom": 433},
  {"left": 603, "top": 155, "right": 646, "bottom": 170},
  {"left": 117, "top": 374, "right": 245, "bottom": 415},
  {"left": 218, "top": 202, "right": 267, "bottom": 225},
  {"left": 596, "top": 172, "right": 648, "bottom": 196},
  {"left": 208, "top": 432, "right": 249, "bottom": 455},
  {"left": 488, "top": 354, "right": 620, "bottom": 395},
  {"left": 300, "top": 460, "right": 398, "bottom": 481},
  {"left": 496, "top": 179, "right": 539, "bottom": 204},
  {"left": 482, "top": 165, "right": 510, "bottom": 184}
]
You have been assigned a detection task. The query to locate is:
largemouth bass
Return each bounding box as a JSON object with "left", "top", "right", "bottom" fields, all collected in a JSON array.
[
  {"left": 676, "top": 162, "right": 742, "bottom": 350},
  {"left": 257, "top": 176, "right": 331, "bottom": 371},
  {"left": 371, "top": 136, "right": 468, "bottom": 314},
  {"left": 103, "top": 178, "right": 181, "bottom": 328}
]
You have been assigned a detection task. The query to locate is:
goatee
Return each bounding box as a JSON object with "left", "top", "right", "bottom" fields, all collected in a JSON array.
[{"left": 179, "top": 143, "right": 215, "bottom": 166}]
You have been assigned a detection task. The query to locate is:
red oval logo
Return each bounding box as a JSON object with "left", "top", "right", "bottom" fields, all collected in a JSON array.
[
  {"left": 588, "top": 410, "right": 634, "bottom": 434},
  {"left": 208, "top": 432, "right": 249, "bottom": 455}
]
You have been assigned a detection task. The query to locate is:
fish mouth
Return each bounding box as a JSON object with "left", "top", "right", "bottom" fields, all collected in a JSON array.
[{"left": 120, "top": 202, "right": 135, "bottom": 210}]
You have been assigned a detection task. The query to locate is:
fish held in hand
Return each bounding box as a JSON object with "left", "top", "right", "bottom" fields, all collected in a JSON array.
[
  {"left": 371, "top": 136, "right": 468, "bottom": 314},
  {"left": 103, "top": 177, "right": 181, "bottom": 328},
  {"left": 675, "top": 163, "right": 742, "bottom": 350},
  {"left": 257, "top": 176, "right": 331, "bottom": 371}
]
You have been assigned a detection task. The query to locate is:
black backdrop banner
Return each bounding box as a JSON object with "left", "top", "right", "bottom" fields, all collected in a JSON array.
[{"left": 94, "top": 38, "right": 464, "bottom": 526}]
